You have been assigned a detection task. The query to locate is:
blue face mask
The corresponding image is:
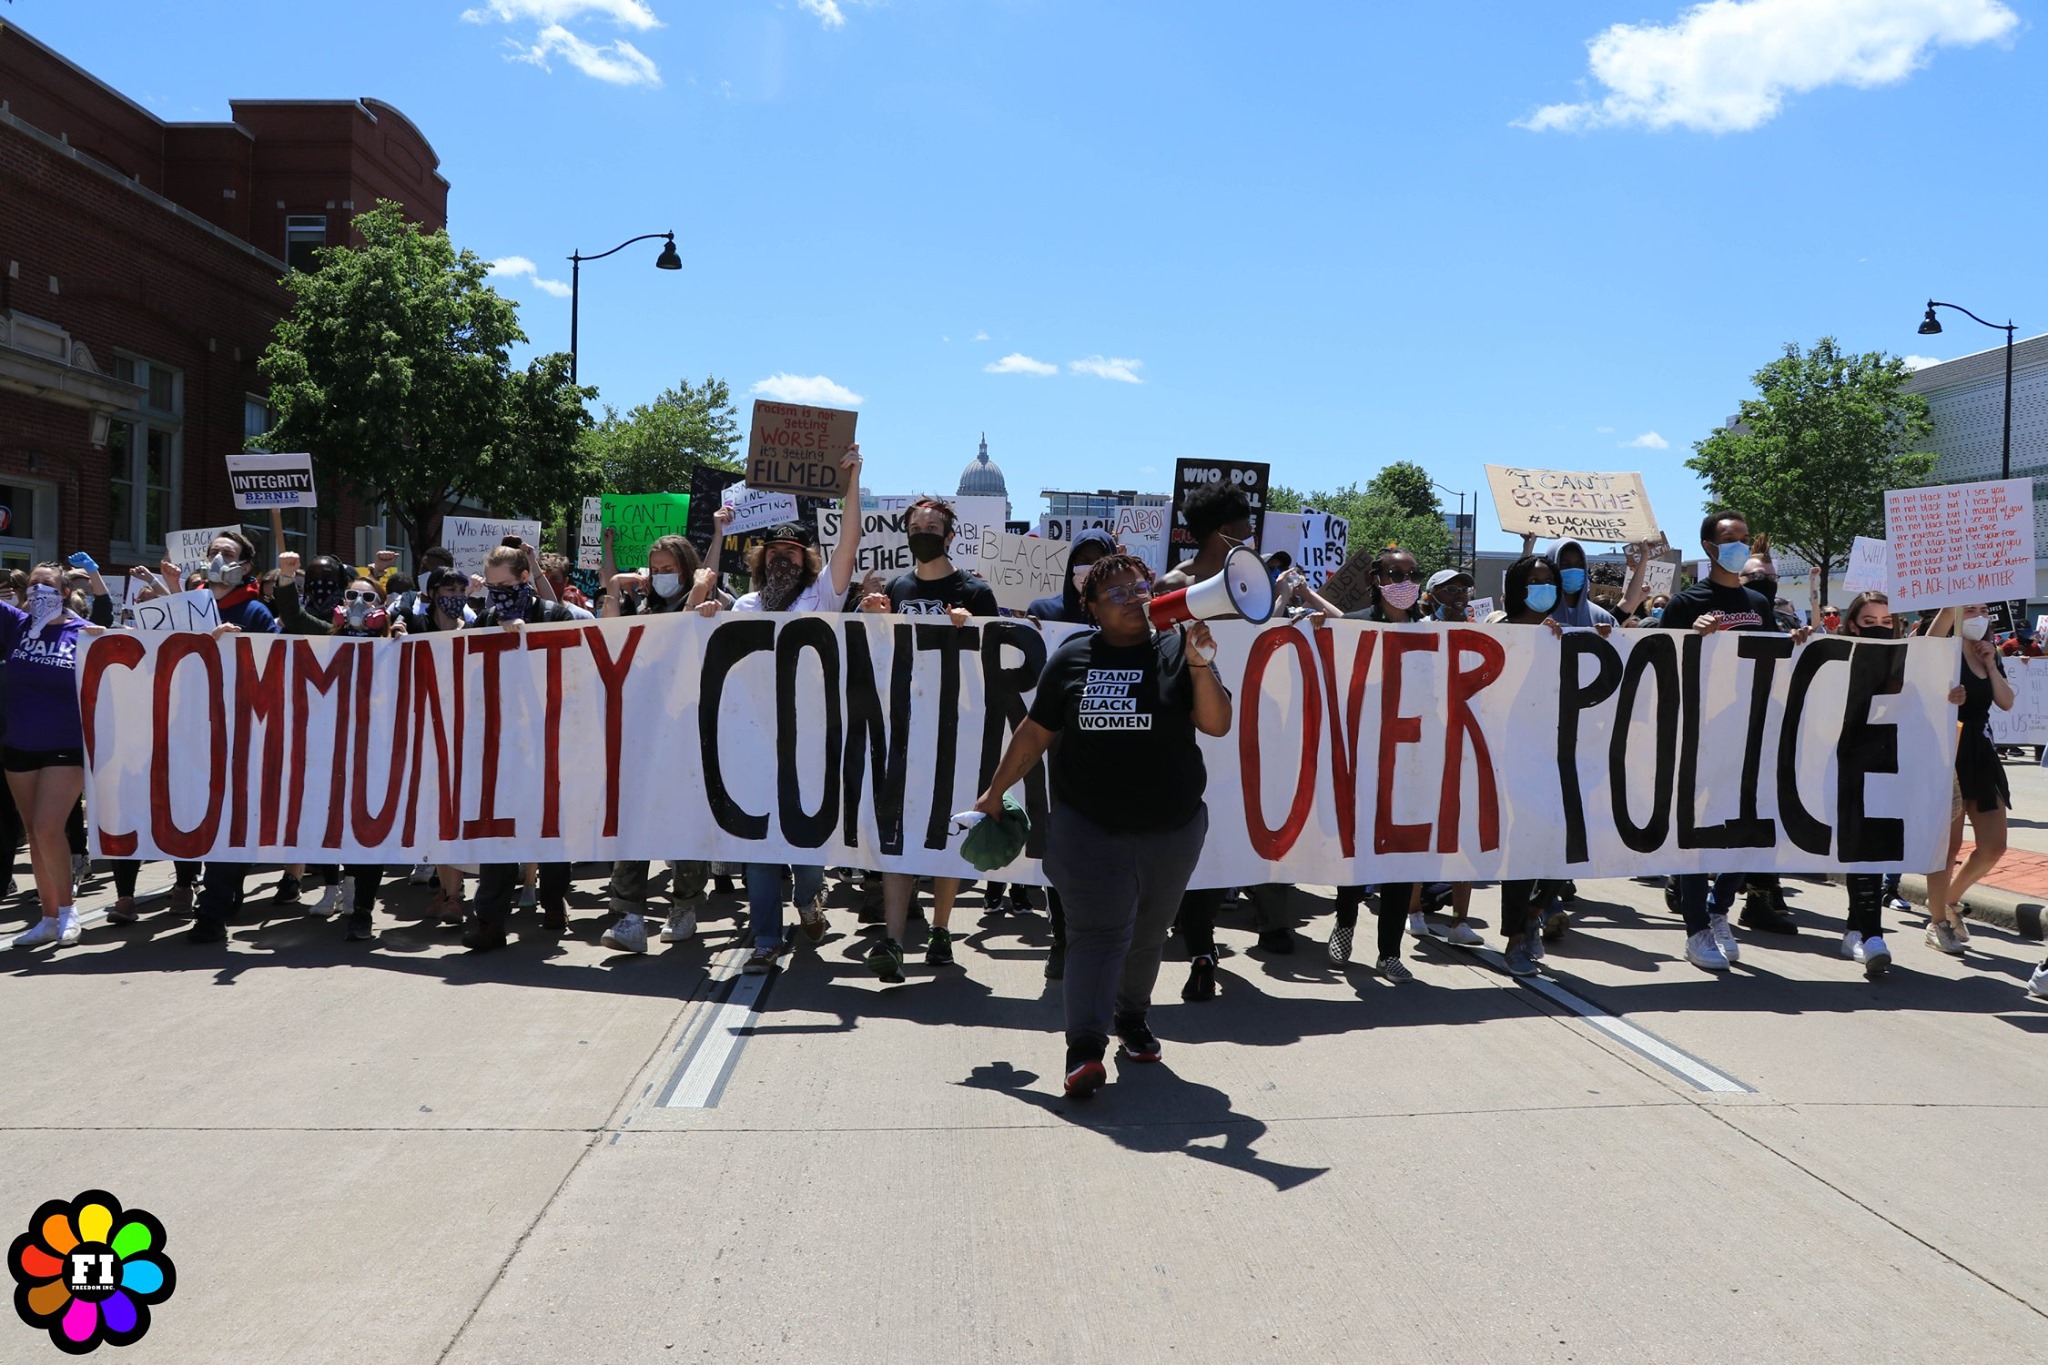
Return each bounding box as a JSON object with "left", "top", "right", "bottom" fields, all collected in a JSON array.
[
  {"left": 1714, "top": 542, "right": 1749, "bottom": 574},
  {"left": 1559, "top": 567, "right": 1587, "bottom": 594},
  {"left": 1525, "top": 583, "right": 1558, "bottom": 613}
]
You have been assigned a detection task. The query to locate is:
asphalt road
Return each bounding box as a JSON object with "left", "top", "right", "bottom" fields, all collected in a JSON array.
[{"left": 4, "top": 849, "right": 2045, "bottom": 1362}]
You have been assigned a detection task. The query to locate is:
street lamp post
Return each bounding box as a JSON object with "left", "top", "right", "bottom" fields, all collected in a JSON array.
[
  {"left": 1430, "top": 481, "right": 1474, "bottom": 578},
  {"left": 569, "top": 231, "right": 682, "bottom": 384},
  {"left": 1918, "top": 299, "right": 2016, "bottom": 480}
]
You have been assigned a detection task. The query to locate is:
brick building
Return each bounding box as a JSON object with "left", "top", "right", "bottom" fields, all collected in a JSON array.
[{"left": 0, "top": 20, "right": 447, "bottom": 579}]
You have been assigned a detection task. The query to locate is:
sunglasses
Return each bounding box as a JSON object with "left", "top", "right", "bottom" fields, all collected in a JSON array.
[
  {"left": 342, "top": 590, "right": 379, "bottom": 604},
  {"left": 1374, "top": 568, "right": 1423, "bottom": 583},
  {"left": 1096, "top": 583, "right": 1154, "bottom": 607}
]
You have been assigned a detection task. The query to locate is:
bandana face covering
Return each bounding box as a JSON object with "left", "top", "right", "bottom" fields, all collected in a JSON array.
[
  {"left": 304, "top": 579, "right": 344, "bottom": 617},
  {"left": 27, "top": 584, "right": 63, "bottom": 630},
  {"left": 432, "top": 594, "right": 465, "bottom": 620},
  {"left": 761, "top": 557, "right": 809, "bottom": 612},
  {"left": 486, "top": 583, "right": 532, "bottom": 620}
]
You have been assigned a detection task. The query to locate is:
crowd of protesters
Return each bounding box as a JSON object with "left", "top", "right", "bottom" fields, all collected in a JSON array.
[{"left": 5, "top": 455, "right": 2047, "bottom": 1099}]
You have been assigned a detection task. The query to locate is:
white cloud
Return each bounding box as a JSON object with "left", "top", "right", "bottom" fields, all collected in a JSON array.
[
  {"left": 800, "top": 0, "right": 847, "bottom": 28},
  {"left": 1621, "top": 431, "right": 1670, "bottom": 449},
  {"left": 985, "top": 353, "right": 1057, "bottom": 377},
  {"left": 466, "top": 1, "right": 664, "bottom": 85},
  {"left": 1903, "top": 353, "right": 1945, "bottom": 370},
  {"left": 750, "top": 373, "right": 864, "bottom": 406},
  {"left": 1517, "top": 0, "right": 2019, "bottom": 133},
  {"left": 462, "top": 0, "right": 660, "bottom": 29},
  {"left": 972, "top": 330, "right": 990, "bottom": 342},
  {"left": 1068, "top": 355, "right": 1145, "bottom": 384},
  {"left": 1594, "top": 425, "right": 1616, "bottom": 434},
  {"left": 488, "top": 255, "right": 573, "bottom": 297}
]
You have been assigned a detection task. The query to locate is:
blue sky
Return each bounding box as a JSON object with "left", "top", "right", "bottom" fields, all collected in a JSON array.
[{"left": 21, "top": 0, "right": 2044, "bottom": 551}]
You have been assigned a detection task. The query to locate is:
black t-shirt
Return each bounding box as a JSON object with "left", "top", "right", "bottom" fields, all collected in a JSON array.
[
  {"left": 1028, "top": 628, "right": 1212, "bottom": 833},
  {"left": 887, "top": 568, "right": 1000, "bottom": 617},
  {"left": 1657, "top": 580, "right": 1782, "bottom": 633}
]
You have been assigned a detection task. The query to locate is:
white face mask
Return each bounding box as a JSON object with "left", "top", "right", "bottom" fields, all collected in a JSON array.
[
  {"left": 1071, "top": 565, "right": 1093, "bottom": 594},
  {"left": 205, "top": 552, "right": 234, "bottom": 586},
  {"left": 345, "top": 599, "right": 373, "bottom": 627},
  {"left": 1959, "top": 615, "right": 1991, "bottom": 641},
  {"left": 27, "top": 584, "right": 63, "bottom": 629},
  {"left": 650, "top": 572, "right": 683, "bottom": 599}
]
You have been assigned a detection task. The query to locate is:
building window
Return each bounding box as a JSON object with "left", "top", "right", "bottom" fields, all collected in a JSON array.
[
  {"left": 108, "top": 356, "right": 182, "bottom": 556},
  {"left": 285, "top": 215, "right": 327, "bottom": 272}
]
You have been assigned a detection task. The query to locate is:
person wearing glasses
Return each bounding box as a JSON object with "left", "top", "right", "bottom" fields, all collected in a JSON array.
[
  {"left": 309, "top": 574, "right": 408, "bottom": 941},
  {"left": 972, "top": 554, "right": 1232, "bottom": 1099}
]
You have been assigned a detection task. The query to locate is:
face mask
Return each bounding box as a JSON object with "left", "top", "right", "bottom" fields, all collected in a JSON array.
[
  {"left": 1525, "top": 583, "right": 1558, "bottom": 613},
  {"left": 26, "top": 584, "right": 62, "bottom": 628},
  {"left": 907, "top": 531, "right": 948, "bottom": 564},
  {"left": 1713, "top": 542, "right": 1749, "bottom": 575},
  {"left": 304, "top": 580, "right": 343, "bottom": 615},
  {"left": 344, "top": 599, "right": 373, "bottom": 628},
  {"left": 1379, "top": 581, "right": 1420, "bottom": 612},
  {"left": 1857, "top": 623, "right": 1894, "bottom": 640},
  {"left": 650, "top": 572, "right": 683, "bottom": 599},
  {"left": 205, "top": 553, "right": 235, "bottom": 586},
  {"left": 1559, "top": 567, "right": 1587, "bottom": 594},
  {"left": 487, "top": 583, "right": 532, "bottom": 618},
  {"left": 432, "top": 595, "right": 465, "bottom": 619},
  {"left": 1072, "top": 565, "right": 1094, "bottom": 594},
  {"left": 1747, "top": 576, "right": 1779, "bottom": 603},
  {"left": 1960, "top": 615, "right": 1991, "bottom": 641},
  {"left": 1649, "top": 608, "right": 1664, "bottom": 623}
]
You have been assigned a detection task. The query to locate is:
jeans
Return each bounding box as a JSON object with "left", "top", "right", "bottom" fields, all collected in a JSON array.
[
  {"left": 1046, "top": 801, "right": 1209, "bottom": 1054},
  {"left": 1673, "top": 872, "right": 1749, "bottom": 935},
  {"left": 744, "top": 863, "right": 824, "bottom": 951}
]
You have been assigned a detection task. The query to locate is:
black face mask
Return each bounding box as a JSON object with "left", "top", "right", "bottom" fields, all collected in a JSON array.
[
  {"left": 1857, "top": 623, "right": 1895, "bottom": 640},
  {"left": 1746, "top": 576, "right": 1778, "bottom": 603},
  {"left": 907, "top": 531, "right": 948, "bottom": 564},
  {"left": 304, "top": 579, "right": 344, "bottom": 615},
  {"left": 486, "top": 583, "right": 533, "bottom": 618}
]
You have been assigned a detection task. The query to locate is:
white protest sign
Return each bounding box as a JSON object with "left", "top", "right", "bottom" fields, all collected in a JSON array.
[
  {"left": 225, "top": 453, "right": 317, "bottom": 510},
  {"left": 1485, "top": 465, "right": 1659, "bottom": 543},
  {"left": 1468, "top": 597, "right": 1496, "bottom": 619},
  {"left": 720, "top": 484, "right": 801, "bottom": 537},
  {"left": 819, "top": 495, "right": 1008, "bottom": 579},
  {"left": 578, "top": 498, "right": 603, "bottom": 571},
  {"left": 1841, "top": 536, "right": 1889, "bottom": 594},
  {"left": 954, "top": 529, "right": 1072, "bottom": 612},
  {"left": 1641, "top": 559, "right": 1677, "bottom": 599},
  {"left": 1990, "top": 657, "right": 2048, "bottom": 745},
  {"left": 444, "top": 516, "right": 544, "bottom": 579},
  {"left": 1262, "top": 511, "right": 1349, "bottom": 588},
  {"left": 1112, "top": 504, "right": 1171, "bottom": 576},
  {"left": 166, "top": 525, "right": 239, "bottom": 576},
  {"left": 130, "top": 587, "right": 222, "bottom": 633},
  {"left": 1039, "top": 514, "right": 1114, "bottom": 543},
  {"left": 1885, "top": 478, "right": 2036, "bottom": 611}
]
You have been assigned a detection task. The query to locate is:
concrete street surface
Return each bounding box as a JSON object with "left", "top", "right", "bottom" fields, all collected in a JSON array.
[{"left": 4, "top": 767, "right": 2046, "bottom": 1362}]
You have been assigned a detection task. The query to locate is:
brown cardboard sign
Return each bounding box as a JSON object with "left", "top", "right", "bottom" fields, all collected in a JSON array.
[
  {"left": 746, "top": 401, "right": 858, "bottom": 497},
  {"left": 1484, "top": 464, "right": 1659, "bottom": 542},
  {"left": 1320, "top": 548, "right": 1378, "bottom": 613}
]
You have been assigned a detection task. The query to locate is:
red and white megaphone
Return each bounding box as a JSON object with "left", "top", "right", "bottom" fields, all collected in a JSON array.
[{"left": 1147, "top": 546, "right": 1276, "bottom": 629}]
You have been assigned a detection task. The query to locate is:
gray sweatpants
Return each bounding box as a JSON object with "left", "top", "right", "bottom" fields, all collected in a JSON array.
[{"left": 1045, "top": 800, "right": 1209, "bottom": 1052}]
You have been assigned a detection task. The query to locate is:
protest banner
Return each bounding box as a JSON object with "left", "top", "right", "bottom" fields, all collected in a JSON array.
[
  {"left": 79, "top": 617, "right": 1956, "bottom": 885},
  {"left": 1990, "top": 656, "right": 2048, "bottom": 746},
  {"left": 444, "top": 516, "right": 544, "bottom": 578},
  {"left": 578, "top": 498, "right": 603, "bottom": 571},
  {"left": 1840, "top": 536, "right": 1889, "bottom": 594},
  {"left": 130, "top": 587, "right": 221, "bottom": 633},
  {"left": 745, "top": 401, "right": 858, "bottom": 497},
  {"left": 1262, "top": 512, "right": 1350, "bottom": 589},
  {"left": 1886, "top": 478, "right": 2036, "bottom": 611},
  {"left": 1170, "top": 459, "right": 1269, "bottom": 553},
  {"left": 167, "top": 525, "right": 239, "bottom": 576},
  {"left": 226, "top": 453, "right": 317, "bottom": 510},
  {"left": 721, "top": 484, "right": 801, "bottom": 537},
  {"left": 818, "top": 495, "right": 1007, "bottom": 578},
  {"left": 602, "top": 493, "right": 691, "bottom": 569},
  {"left": 1484, "top": 465, "right": 1659, "bottom": 543},
  {"left": 1641, "top": 559, "right": 1678, "bottom": 600}
]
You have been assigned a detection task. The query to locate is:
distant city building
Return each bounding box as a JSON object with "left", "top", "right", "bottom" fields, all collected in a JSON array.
[
  {"left": 1904, "top": 333, "right": 2048, "bottom": 596},
  {"left": 1038, "top": 488, "right": 1169, "bottom": 525},
  {"left": 955, "top": 433, "right": 1010, "bottom": 519}
]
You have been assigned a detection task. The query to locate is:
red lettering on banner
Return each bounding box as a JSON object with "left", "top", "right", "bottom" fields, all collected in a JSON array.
[
  {"left": 405, "top": 642, "right": 460, "bottom": 843},
  {"left": 79, "top": 633, "right": 145, "bottom": 858},
  {"left": 526, "top": 629, "right": 584, "bottom": 839},
  {"left": 288, "top": 641, "right": 354, "bottom": 849},
  {"left": 1437, "top": 629, "right": 1505, "bottom": 854},
  {"left": 584, "top": 624, "right": 644, "bottom": 838},
  {"left": 150, "top": 634, "right": 227, "bottom": 858},
  {"left": 462, "top": 632, "right": 520, "bottom": 840},
  {"left": 231, "top": 637, "right": 290, "bottom": 848},
  {"left": 350, "top": 642, "right": 413, "bottom": 846},
  {"left": 1238, "top": 628, "right": 1321, "bottom": 859},
  {"left": 1374, "top": 632, "right": 1439, "bottom": 854},
  {"left": 1313, "top": 626, "right": 1378, "bottom": 858}
]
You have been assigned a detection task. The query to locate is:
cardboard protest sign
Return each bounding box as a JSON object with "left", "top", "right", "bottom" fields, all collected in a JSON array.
[
  {"left": 226, "top": 453, "right": 317, "bottom": 510},
  {"left": 1320, "top": 549, "right": 1377, "bottom": 613},
  {"left": 81, "top": 619, "right": 1957, "bottom": 885},
  {"left": 1484, "top": 465, "right": 1658, "bottom": 543},
  {"left": 721, "top": 484, "right": 801, "bottom": 537},
  {"left": 1885, "top": 478, "right": 2036, "bottom": 611},
  {"left": 686, "top": 466, "right": 732, "bottom": 555},
  {"left": 1990, "top": 657, "right": 2048, "bottom": 745},
  {"left": 1170, "top": 459, "right": 1269, "bottom": 555},
  {"left": 746, "top": 401, "right": 857, "bottom": 497},
  {"left": 1840, "top": 536, "right": 1889, "bottom": 594},
  {"left": 167, "top": 525, "right": 239, "bottom": 576},
  {"left": 130, "top": 586, "right": 222, "bottom": 633},
  {"left": 602, "top": 493, "right": 691, "bottom": 570},
  {"left": 950, "top": 529, "right": 1071, "bottom": 612},
  {"left": 444, "top": 516, "right": 544, "bottom": 579},
  {"left": 578, "top": 498, "right": 603, "bottom": 571}
]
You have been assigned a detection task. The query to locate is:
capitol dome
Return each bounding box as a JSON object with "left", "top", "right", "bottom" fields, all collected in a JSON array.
[{"left": 956, "top": 434, "right": 1010, "bottom": 513}]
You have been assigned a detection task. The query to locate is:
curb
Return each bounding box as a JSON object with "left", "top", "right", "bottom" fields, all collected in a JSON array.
[{"left": 1895, "top": 875, "right": 2044, "bottom": 941}]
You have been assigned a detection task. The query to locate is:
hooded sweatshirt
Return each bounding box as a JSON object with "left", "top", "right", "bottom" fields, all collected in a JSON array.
[
  {"left": 1543, "top": 537, "right": 1618, "bottom": 630},
  {"left": 1027, "top": 527, "right": 1118, "bottom": 623}
]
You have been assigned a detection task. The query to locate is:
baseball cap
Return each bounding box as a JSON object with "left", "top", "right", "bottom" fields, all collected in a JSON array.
[{"left": 1426, "top": 569, "right": 1473, "bottom": 592}]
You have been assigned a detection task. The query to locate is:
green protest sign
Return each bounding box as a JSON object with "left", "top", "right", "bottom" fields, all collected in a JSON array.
[{"left": 602, "top": 492, "right": 691, "bottom": 568}]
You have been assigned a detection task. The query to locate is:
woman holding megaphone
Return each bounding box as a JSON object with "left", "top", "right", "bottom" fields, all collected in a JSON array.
[{"left": 973, "top": 554, "right": 1234, "bottom": 1100}]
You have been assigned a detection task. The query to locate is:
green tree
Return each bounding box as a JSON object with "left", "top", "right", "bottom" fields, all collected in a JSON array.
[
  {"left": 1688, "top": 338, "right": 1935, "bottom": 605},
  {"left": 1269, "top": 479, "right": 1453, "bottom": 570},
  {"left": 1366, "top": 460, "right": 1440, "bottom": 518},
  {"left": 583, "top": 376, "right": 742, "bottom": 494},
  {"left": 257, "top": 201, "right": 593, "bottom": 561}
]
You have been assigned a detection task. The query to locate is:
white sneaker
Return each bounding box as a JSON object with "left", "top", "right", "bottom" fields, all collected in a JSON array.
[
  {"left": 660, "top": 908, "right": 697, "bottom": 943},
  {"left": 56, "top": 907, "right": 80, "bottom": 946},
  {"left": 1885, "top": 895, "right": 1912, "bottom": 914},
  {"left": 12, "top": 917, "right": 60, "bottom": 948},
  {"left": 1685, "top": 928, "right": 1730, "bottom": 972},
  {"left": 1855, "top": 933, "right": 1892, "bottom": 979},
  {"left": 2028, "top": 963, "right": 2048, "bottom": 999},
  {"left": 1446, "top": 921, "right": 1484, "bottom": 947},
  {"left": 1925, "top": 922, "right": 1964, "bottom": 956},
  {"left": 1950, "top": 914, "right": 1971, "bottom": 945},
  {"left": 601, "top": 913, "right": 648, "bottom": 954},
  {"left": 307, "top": 883, "right": 344, "bottom": 918},
  {"left": 1406, "top": 911, "right": 1429, "bottom": 940},
  {"left": 408, "top": 862, "right": 437, "bottom": 886},
  {"left": 1840, "top": 930, "right": 1863, "bottom": 960},
  {"left": 1709, "top": 912, "right": 1740, "bottom": 965}
]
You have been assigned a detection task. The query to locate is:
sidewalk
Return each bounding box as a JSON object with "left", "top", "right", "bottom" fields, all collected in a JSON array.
[{"left": 1894, "top": 756, "right": 2048, "bottom": 941}]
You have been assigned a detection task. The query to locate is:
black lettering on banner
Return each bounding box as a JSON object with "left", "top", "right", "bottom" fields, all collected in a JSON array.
[
  {"left": 775, "top": 617, "right": 842, "bottom": 848},
  {"left": 701, "top": 619, "right": 774, "bottom": 839},
  {"left": 1607, "top": 632, "right": 1678, "bottom": 852},
  {"left": 1837, "top": 641, "right": 1906, "bottom": 863},
  {"left": 1557, "top": 632, "right": 1621, "bottom": 865},
  {"left": 842, "top": 623, "right": 914, "bottom": 855},
  {"left": 918, "top": 623, "right": 978, "bottom": 850},
  {"left": 1776, "top": 637, "right": 1852, "bottom": 855},
  {"left": 1728, "top": 636, "right": 1794, "bottom": 848},
  {"left": 978, "top": 622, "right": 1050, "bottom": 857},
  {"left": 1676, "top": 633, "right": 1724, "bottom": 850}
]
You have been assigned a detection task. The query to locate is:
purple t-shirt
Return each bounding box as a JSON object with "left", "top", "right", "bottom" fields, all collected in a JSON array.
[{"left": 0, "top": 602, "right": 87, "bottom": 752}]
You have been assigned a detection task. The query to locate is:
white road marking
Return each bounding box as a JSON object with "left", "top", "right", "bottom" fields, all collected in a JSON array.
[{"left": 659, "top": 947, "right": 776, "bottom": 1109}]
